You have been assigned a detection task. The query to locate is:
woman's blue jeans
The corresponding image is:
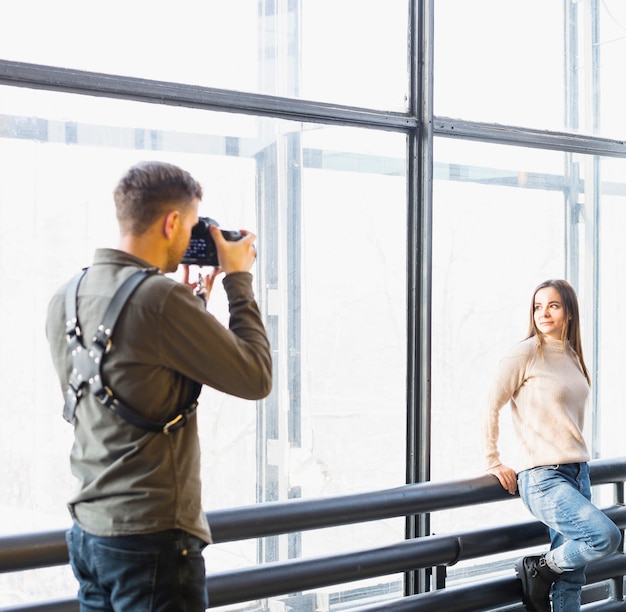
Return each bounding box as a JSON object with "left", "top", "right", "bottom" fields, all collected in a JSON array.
[
  {"left": 517, "top": 463, "right": 621, "bottom": 612},
  {"left": 66, "top": 523, "right": 209, "bottom": 611}
]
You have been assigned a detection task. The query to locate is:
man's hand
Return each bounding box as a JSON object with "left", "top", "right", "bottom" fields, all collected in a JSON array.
[
  {"left": 487, "top": 463, "right": 518, "bottom": 495},
  {"left": 210, "top": 225, "right": 257, "bottom": 274}
]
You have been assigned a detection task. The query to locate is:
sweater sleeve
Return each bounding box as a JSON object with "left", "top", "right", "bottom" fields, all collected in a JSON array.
[{"left": 482, "top": 342, "right": 532, "bottom": 470}]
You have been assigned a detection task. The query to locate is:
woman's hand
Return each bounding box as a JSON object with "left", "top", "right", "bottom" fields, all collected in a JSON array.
[
  {"left": 487, "top": 463, "right": 518, "bottom": 495},
  {"left": 181, "top": 265, "right": 222, "bottom": 303}
]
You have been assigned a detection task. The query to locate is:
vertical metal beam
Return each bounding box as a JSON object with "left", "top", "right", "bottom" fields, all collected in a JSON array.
[
  {"left": 286, "top": 0, "right": 303, "bottom": 451},
  {"left": 588, "top": 0, "right": 601, "bottom": 461},
  {"left": 285, "top": 0, "right": 304, "bottom": 564},
  {"left": 286, "top": 127, "right": 303, "bottom": 561},
  {"left": 405, "top": 0, "right": 434, "bottom": 597},
  {"left": 256, "top": 141, "right": 281, "bottom": 566},
  {"left": 564, "top": 0, "right": 580, "bottom": 287},
  {"left": 564, "top": 0, "right": 579, "bottom": 133},
  {"left": 256, "top": 0, "right": 283, "bottom": 565},
  {"left": 564, "top": 0, "right": 602, "bottom": 474},
  {"left": 256, "top": 0, "right": 304, "bottom": 566},
  {"left": 566, "top": 0, "right": 601, "bottom": 462},
  {"left": 612, "top": 481, "right": 625, "bottom": 601}
]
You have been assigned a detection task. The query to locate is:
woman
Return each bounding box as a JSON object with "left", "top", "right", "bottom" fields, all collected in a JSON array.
[{"left": 483, "top": 279, "right": 620, "bottom": 612}]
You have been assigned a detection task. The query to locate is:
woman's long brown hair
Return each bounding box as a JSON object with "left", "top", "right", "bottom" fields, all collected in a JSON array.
[{"left": 526, "top": 279, "right": 590, "bottom": 384}]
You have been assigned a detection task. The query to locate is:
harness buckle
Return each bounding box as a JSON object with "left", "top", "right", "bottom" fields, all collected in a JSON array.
[
  {"left": 95, "top": 386, "right": 115, "bottom": 408},
  {"left": 162, "top": 414, "right": 185, "bottom": 435},
  {"left": 162, "top": 401, "right": 199, "bottom": 435}
]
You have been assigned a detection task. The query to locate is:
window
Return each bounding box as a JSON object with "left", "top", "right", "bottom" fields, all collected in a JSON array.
[
  {"left": 0, "top": 86, "right": 407, "bottom": 607},
  {"left": 1, "top": 0, "right": 626, "bottom": 609}
]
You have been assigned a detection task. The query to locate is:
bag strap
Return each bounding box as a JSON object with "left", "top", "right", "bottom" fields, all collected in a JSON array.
[{"left": 63, "top": 267, "right": 199, "bottom": 434}]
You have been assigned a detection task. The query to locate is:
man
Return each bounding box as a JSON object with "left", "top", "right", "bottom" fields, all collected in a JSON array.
[{"left": 46, "top": 161, "right": 272, "bottom": 611}]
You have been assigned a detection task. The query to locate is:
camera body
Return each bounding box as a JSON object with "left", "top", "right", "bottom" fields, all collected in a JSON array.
[{"left": 181, "top": 217, "right": 243, "bottom": 267}]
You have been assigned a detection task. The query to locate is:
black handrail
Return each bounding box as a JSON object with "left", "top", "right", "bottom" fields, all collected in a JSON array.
[
  {"left": 1, "top": 474, "right": 509, "bottom": 574},
  {"left": 1, "top": 457, "right": 625, "bottom": 611},
  {"left": 204, "top": 506, "right": 626, "bottom": 607},
  {"left": 349, "top": 554, "right": 626, "bottom": 612},
  {"left": 4, "top": 457, "right": 625, "bottom": 574}
]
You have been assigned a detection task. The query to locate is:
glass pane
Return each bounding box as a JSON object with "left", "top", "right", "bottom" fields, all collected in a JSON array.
[
  {"left": 0, "top": 85, "right": 407, "bottom": 607},
  {"left": 435, "top": 1, "right": 565, "bottom": 129},
  {"left": 301, "top": 0, "right": 409, "bottom": 109},
  {"left": 1, "top": 0, "right": 410, "bottom": 111},
  {"left": 431, "top": 137, "right": 570, "bottom": 486},
  {"left": 436, "top": 1, "right": 625, "bottom": 139},
  {"left": 598, "top": 2, "right": 626, "bottom": 139},
  {"left": 597, "top": 156, "right": 626, "bottom": 460},
  {"left": 0, "top": 1, "right": 259, "bottom": 92},
  {"left": 430, "top": 137, "right": 582, "bottom": 579}
]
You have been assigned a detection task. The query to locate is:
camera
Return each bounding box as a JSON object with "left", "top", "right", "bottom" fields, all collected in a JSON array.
[{"left": 181, "top": 217, "right": 243, "bottom": 267}]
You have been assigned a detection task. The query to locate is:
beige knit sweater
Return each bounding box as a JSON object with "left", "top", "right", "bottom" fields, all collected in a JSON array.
[{"left": 483, "top": 335, "right": 590, "bottom": 473}]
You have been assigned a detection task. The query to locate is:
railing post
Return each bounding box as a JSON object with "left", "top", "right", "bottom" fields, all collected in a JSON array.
[
  {"left": 433, "top": 565, "right": 447, "bottom": 590},
  {"left": 611, "top": 479, "right": 625, "bottom": 602}
]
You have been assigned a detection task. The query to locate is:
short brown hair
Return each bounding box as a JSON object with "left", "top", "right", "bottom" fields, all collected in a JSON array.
[{"left": 114, "top": 161, "right": 203, "bottom": 235}]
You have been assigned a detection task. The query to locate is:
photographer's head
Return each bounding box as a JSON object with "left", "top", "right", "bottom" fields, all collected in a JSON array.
[
  {"left": 114, "top": 161, "right": 203, "bottom": 235},
  {"left": 114, "top": 161, "right": 203, "bottom": 273}
]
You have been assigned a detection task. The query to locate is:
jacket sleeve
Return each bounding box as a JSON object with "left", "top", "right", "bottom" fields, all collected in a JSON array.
[{"left": 158, "top": 272, "right": 272, "bottom": 400}]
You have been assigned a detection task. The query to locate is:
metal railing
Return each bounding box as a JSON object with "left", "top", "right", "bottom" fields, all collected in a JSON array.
[{"left": 2, "top": 457, "right": 626, "bottom": 611}]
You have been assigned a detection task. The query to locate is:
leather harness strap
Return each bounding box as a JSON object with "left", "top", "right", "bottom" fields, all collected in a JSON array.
[{"left": 63, "top": 267, "right": 199, "bottom": 434}]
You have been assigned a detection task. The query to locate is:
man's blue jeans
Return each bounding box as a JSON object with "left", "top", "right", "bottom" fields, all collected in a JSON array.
[
  {"left": 517, "top": 463, "right": 621, "bottom": 612},
  {"left": 66, "top": 523, "right": 209, "bottom": 611}
]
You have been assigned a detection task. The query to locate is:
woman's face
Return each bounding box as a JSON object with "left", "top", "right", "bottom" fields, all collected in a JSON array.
[{"left": 533, "top": 286, "right": 568, "bottom": 340}]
